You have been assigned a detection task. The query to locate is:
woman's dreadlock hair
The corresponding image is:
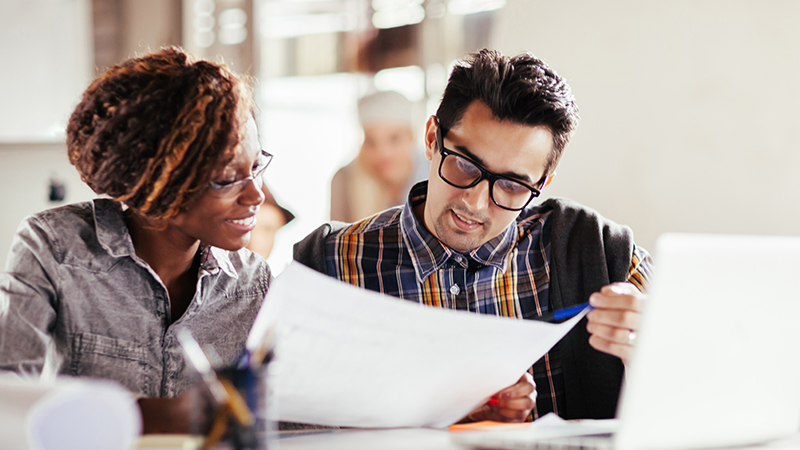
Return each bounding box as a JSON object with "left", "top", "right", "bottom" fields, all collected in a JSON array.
[{"left": 67, "top": 47, "right": 253, "bottom": 223}]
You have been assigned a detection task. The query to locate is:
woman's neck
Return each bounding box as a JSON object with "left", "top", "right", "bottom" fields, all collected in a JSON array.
[{"left": 125, "top": 210, "right": 201, "bottom": 322}]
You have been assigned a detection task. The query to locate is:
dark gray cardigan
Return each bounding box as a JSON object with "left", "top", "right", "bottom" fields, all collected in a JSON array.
[{"left": 294, "top": 197, "right": 635, "bottom": 420}]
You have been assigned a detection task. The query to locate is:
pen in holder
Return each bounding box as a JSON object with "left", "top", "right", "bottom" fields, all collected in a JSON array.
[{"left": 178, "top": 329, "right": 275, "bottom": 450}]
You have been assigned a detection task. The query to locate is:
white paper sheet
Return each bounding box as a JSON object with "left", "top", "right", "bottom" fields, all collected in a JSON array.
[
  {"left": 0, "top": 374, "right": 141, "bottom": 450},
  {"left": 250, "top": 262, "right": 589, "bottom": 429}
]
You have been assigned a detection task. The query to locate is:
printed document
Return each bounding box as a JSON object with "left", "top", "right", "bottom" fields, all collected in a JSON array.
[{"left": 248, "top": 262, "right": 589, "bottom": 428}]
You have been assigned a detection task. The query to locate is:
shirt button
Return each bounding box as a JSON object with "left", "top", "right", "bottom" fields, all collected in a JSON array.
[{"left": 450, "top": 285, "right": 460, "bottom": 295}]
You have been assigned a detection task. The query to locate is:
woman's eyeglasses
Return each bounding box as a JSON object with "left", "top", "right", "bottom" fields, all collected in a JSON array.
[{"left": 208, "top": 149, "right": 273, "bottom": 198}]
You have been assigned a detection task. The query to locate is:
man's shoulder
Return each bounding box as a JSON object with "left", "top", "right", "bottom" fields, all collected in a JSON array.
[
  {"left": 318, "top": 207, "right": 404, "bottom": 242},
  {"left": 539, "top": 197, "right": 606, "bottom": 220},
  {"left": 541, "top": 197, "right": 637, "bottom": 286},
  {"left": 538, "top": 197, "right": 631, "bottom": 237},
  {"left": 515, "top": 197, "right": 613, "bottom": 232},
  {"left": 342, "top": 208, "right": 403, "bottom": 235},
  {"left": 294, "top": 207, "right": 403, "bottom": 272}
]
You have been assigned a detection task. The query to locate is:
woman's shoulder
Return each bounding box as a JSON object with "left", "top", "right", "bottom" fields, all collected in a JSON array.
[
  {"left": 17, "top": 201, "right": 97, "bottom": 247},
  {"left": 25, "top": 198, "right": 122, "bottom": 229},
  {"left": 21, "top": 199, "right": 130, "bottom": 262},
  {"left": 213, "top": 246, "right": 272, "bottom": 292},
  {"left": 27, "top": 200, "right": 93, "bottom": 224}
]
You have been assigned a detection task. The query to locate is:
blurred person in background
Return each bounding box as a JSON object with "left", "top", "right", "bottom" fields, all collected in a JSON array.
[
  {"left": 0, "top": 47, "right": 271, "bottom": 434},
  {"left": 330, "top": 90, "right": 427, "bottom": 222},
  {"left": 246, "top": 184, "right": 295, "bottom": 259}
]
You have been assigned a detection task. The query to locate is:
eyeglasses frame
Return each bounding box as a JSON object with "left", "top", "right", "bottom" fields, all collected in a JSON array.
[{"left": 208, "top": 149, "right": 273, "bottom": 196}]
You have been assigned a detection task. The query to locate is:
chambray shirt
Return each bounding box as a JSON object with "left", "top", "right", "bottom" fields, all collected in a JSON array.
[
  {"left": 322, "top": 182, "right": 651, "bottom": 419},
  {"left": 0, "top": 199, "right": 270, "bottom": 398}
]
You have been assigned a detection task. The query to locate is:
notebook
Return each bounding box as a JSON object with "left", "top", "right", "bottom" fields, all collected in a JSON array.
[{"left": 455, "top": 232, "right": 800, "bottom": 450}]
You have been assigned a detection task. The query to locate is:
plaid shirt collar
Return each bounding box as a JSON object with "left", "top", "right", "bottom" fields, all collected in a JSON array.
[{"left": 400, "top": 181, "right": 518, "bottom": 282}]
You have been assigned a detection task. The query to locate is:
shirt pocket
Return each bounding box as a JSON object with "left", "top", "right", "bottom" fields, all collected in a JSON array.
[{"left": 69, "top": 332, "right": 153, "bottom": 396}]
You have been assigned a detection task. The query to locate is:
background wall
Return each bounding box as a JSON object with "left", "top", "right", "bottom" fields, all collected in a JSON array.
[
  {"left": 0, "top": 0, "right": 96, "bottom": 270},
  {"left": 1, "top": 0, "right": 798, "bottom": 270},
  {"left": 492, "top": 0, "right": 800, "bottom": 253},
  {"left": 0, "top": 0, "right": 93, "bottom": 141}
]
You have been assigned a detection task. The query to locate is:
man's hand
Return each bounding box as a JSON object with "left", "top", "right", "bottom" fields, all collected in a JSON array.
[
  {"left": 587, "top": 282, "right": 645, "bottom": 364},
  {"left": 459, "top": 373, "right": 537, "bottom": 423}
]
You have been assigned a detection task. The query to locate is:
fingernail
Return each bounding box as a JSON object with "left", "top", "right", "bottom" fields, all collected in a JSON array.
[
  {"left": 488, "top": 396, "right": 499, "bottom": 406},
  {"left": 589, "top": 294, "right": 599, "bottom": 306},
  {"left": 610, "top": 285, "right": 626, "bottom": 294}
]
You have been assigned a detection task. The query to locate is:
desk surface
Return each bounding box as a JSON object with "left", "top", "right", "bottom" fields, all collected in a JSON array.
[
  {"left": 137, "top": 428, "right": 800, "bottom": 450},
  {"left": 277, "top": 427, "right": 464, "bottom": 450},
  {"left": 277, "top": 428, "right": 800, "bottom": 450}
]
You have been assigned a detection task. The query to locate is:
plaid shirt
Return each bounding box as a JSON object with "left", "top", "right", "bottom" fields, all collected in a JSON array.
[{"left": 324, "top": 182, "right": 652, "bottom": 419}]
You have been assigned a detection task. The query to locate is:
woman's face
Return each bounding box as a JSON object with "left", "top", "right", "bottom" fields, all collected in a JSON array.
[{"left": 170, "top": 117, "right": 266, "bottom": 251}]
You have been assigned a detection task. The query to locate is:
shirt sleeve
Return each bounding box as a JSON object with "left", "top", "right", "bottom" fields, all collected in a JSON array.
[
  {"left": 0, "top": 216, "right": 60, "bottom": 377},
  {"left": 626, "top": 244, "right": 653, "bottom": 292}
]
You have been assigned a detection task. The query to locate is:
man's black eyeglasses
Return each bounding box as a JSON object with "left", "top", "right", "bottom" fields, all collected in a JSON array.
[{"left": 434, "top": 117, "right": 544, "bottom": 211}]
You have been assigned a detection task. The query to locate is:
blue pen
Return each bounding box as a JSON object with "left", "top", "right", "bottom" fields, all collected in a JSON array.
[{"left": 533, "top": 302, "right": 593, "bottom": 323}]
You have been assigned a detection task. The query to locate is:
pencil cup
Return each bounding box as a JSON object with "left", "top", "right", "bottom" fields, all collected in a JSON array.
[{"left": 214, "top": 364, "right": 274, "bottom": 450}]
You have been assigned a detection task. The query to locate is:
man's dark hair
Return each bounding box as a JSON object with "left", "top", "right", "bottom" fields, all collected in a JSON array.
[{"left": 436, "top": 49, "right": 579, "bottom": 176}]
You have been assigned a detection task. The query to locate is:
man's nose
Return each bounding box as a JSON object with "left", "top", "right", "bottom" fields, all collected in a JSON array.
[{"left": 461, "top": 179, "right": 490, "bottom": 211}]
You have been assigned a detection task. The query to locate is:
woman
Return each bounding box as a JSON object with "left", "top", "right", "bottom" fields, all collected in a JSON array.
[{"left": 0, "top": 48, "right": 270, "bottom": 433}]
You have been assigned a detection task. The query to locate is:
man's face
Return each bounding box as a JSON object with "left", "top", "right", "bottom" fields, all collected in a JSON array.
[{"left": 420, "top": 100, "right": 554, "bottom": 253}]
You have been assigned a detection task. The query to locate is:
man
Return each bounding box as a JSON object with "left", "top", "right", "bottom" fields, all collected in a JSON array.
[{"left": 295, "top": 49, "right": 651, "bottom": 423}]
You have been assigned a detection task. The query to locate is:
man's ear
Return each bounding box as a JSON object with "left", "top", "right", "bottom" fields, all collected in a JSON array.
[{"left": 423, "top": 116, "right": 437, "bottom": 162}]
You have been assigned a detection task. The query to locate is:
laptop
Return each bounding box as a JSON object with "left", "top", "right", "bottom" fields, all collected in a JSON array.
[{"left": 455, "top": 232, "right": 800, "bottom": 450}]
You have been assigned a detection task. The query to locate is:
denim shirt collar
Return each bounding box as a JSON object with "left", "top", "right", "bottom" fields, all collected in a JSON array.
[
  {"left": 93, "top": 199, "right": 137, "bottom": 258},
  {"left": 400, "top": 181, "right": 518, "bottom": 282},
  {"left": 202, "top": 246, "right": 238, "bottom": 279},
  {"left": 92, "top": 198, "right": 238, "bottom": 280}
]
